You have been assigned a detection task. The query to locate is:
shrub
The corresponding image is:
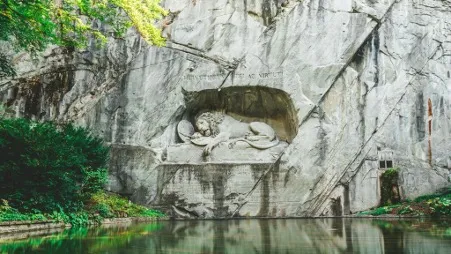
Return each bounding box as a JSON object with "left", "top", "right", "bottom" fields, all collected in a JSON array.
[
  {"left": 0, "top": 199, "right": 46, "bottom": 222},
  {"left": 358, "top": 188, "right": 451, "bottom": 217},
  {"left": 358, "top": 205, "right": 399, "bottom": 216},
  {"left": 414, "top": 188, "right": 451, "bottom": 202},
  {"left": 428, "top": 194, "right": 451, "bottom": 216},
  {"left": 0, "top": 118, "right": 109, "bottom": 213},
  {"left": 89, "top": 192, "right": 164, "bottom": 218},
  {"left": 93, "top": 203, "right": 112, "bottom": 218}
]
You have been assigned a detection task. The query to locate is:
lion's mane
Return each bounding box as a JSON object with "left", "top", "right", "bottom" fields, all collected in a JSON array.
[{"left": 195, "top": 111, "right": 225, "bottom": 137}]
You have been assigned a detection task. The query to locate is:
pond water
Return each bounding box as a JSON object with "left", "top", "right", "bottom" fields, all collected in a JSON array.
[{"left": 1, "top": 218, "right": 450, "bottom": 253}]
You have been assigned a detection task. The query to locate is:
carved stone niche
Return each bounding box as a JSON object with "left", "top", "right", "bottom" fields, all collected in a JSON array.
[
  {"left": 165, "top": 86, "right": 298, "bottom": 164},
  {"left": 182, "top": 86, "right": 298, "bottom": 142}
]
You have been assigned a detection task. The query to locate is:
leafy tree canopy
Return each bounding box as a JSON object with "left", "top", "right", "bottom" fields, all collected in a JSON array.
[
  {"left": 0, "top": 0, "right": 167, "bottom": 78},
  {"left": 0, "top": 118, "right": 109, "bottom": 212}
]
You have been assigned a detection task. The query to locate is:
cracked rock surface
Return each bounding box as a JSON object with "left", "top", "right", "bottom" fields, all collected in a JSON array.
[{"left": 1, "top": 0, "right": 450, "bottom": 218}]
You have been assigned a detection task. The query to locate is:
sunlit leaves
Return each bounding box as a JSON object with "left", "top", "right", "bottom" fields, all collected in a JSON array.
[
  {"left": 111, "top": 0, "right": 167, "bottom": 46},
  {"left": 0, "top": 0, "right": 57, "bottom": 53},
  {"left": 0, "top": 0, "right": 167, "bottom": 77}
]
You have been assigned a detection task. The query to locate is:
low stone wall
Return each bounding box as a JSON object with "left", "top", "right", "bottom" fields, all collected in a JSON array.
[
  {"left": 0, "top": 220, "right": 70, "bottom": 234},
  {"left": 0, "top": 227, "right": 67, "bottom": 242},
  {"left": 0, "top": 217, "right": 166, "bottom": 241},
  {"left": 101, "top": 217, "right": 165, "bottom": 225}
]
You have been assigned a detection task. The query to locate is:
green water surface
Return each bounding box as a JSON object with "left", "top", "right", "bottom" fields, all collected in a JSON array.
[{"left": 1, "top": 218, "right": 450, "bottom": 253}]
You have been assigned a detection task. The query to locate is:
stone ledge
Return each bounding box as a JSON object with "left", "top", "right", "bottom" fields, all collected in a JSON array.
[
  {"left": 0, "top": 217, "right": 167, "bottom": 242},
  {"left": 0, "top": 221, "right": 70, "bottom": 234},
  {"left": 101, "top": 216, "right": 167, "bottom": 224},
  {"left": 164, "top": 142, "right": 288, "bottom": 164},
  {"left": 0, "top": 227, "right": 66, "bottom": 242},
  {"left": 0, "top": 217, "right": 167, "bottom": 235},
  {"left": 0, "top": 220, "right": 57, "bottom": 226}
]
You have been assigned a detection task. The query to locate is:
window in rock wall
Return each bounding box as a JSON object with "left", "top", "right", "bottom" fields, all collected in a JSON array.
[
  {"left": 377, "top": 148, "right": 394, "bottom": 169},
  {"left": 379, "top": 160, "right": 394, "bottom": 169}
]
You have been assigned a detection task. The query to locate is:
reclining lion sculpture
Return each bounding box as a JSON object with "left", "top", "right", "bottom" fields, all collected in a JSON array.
[{"left": 177, "top": 111, "right": 279, "bottom": 156}]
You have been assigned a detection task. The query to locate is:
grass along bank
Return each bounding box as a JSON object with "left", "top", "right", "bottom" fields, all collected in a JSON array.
[
  {"left": 358, "top": 188, "right": 451, "bottom": 217},
  {"left": 0, "top": 192, "right": 164, "bottom": 226}
]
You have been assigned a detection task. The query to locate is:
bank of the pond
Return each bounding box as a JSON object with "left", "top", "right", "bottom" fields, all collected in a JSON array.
[
  {"left": 0, "top": 220, "right": 69, "bottom": 235},
  {"left": 0, "top": 216, "right": 168, "bottom": 237},
  {"left": 0, "top": 191, "right": 165, "bottom": 233},
  {"left": 358, "top": 188, "right": 451, "bottom": 217}
]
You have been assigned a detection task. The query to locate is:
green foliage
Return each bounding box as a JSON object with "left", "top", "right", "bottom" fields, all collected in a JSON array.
[
  {"left": 358, "top": 188, "right": 451, "bottom": 217},
  {"left": 110, "top": 0, "right": 168, "bottom": 46},
  {"left": 1, "top": 192, "right": 164, "bottom": 226},
  {"left": 81, "top": 167, "right": 108, "bottom": 198},
  {"left": 47, "top": 210, "right": 92, "bottom": 226},
  {"left": 427, "top": 193, "right": 451, "bottom": 216},
  {"left": 382, "top": 167, "right": 399, "bottom": 180},
  {"left": 49, "top": 210, "right": 70, "bottom": 223},
  {"left": 0, "top": 118, "right": 109, "bottom": 213},
  {"left": 93, "top": 203, "right": 112, "bottom": 218},
  {"left": 89, "top": 192, "right": 164, "bottom": 218},
  {"left": 67, "top": 212, "right": 90, "bottom": 226},
  {"left": 0, "top": 118, "right": 164, "bottom": 226},
  {"left": 0, "top": 1, "right": 56, "bottom": 53},
  {"left": 0, "top": 0, "right": 167, "bottom": 77},
  {"left": 414, "top": 188, "right": 451, "bottom": 202},
  {"left": 358, "top": 205, "right": 400, "bottom": 216},
  {"left": 0, "top": 199, "right": 46, "bottom": 222},
  {"left": 398, "top": 205, "right": 413, "bottom": 215},
  {"left": 380, "top": 167, "right": 400, "bottom": 206}
]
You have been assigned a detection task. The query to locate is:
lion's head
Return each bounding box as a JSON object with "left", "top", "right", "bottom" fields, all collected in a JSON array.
[{"left": 194, "top": 111, "right": 224, "bottom": 137}]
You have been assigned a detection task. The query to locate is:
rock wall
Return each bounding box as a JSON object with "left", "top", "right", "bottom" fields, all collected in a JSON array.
[{"left": 1, "top": 0, "right": 450, "bottom": 217}]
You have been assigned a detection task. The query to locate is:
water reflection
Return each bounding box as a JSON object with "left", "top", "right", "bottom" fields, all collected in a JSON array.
[{"left": 1, "top": 218, "right": 450, "bottom": 253}]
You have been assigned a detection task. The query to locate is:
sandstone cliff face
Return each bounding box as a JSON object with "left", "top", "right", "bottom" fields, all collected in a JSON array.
[{"left": 1, "top": 0, "right": 450, "bottom": 217}]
